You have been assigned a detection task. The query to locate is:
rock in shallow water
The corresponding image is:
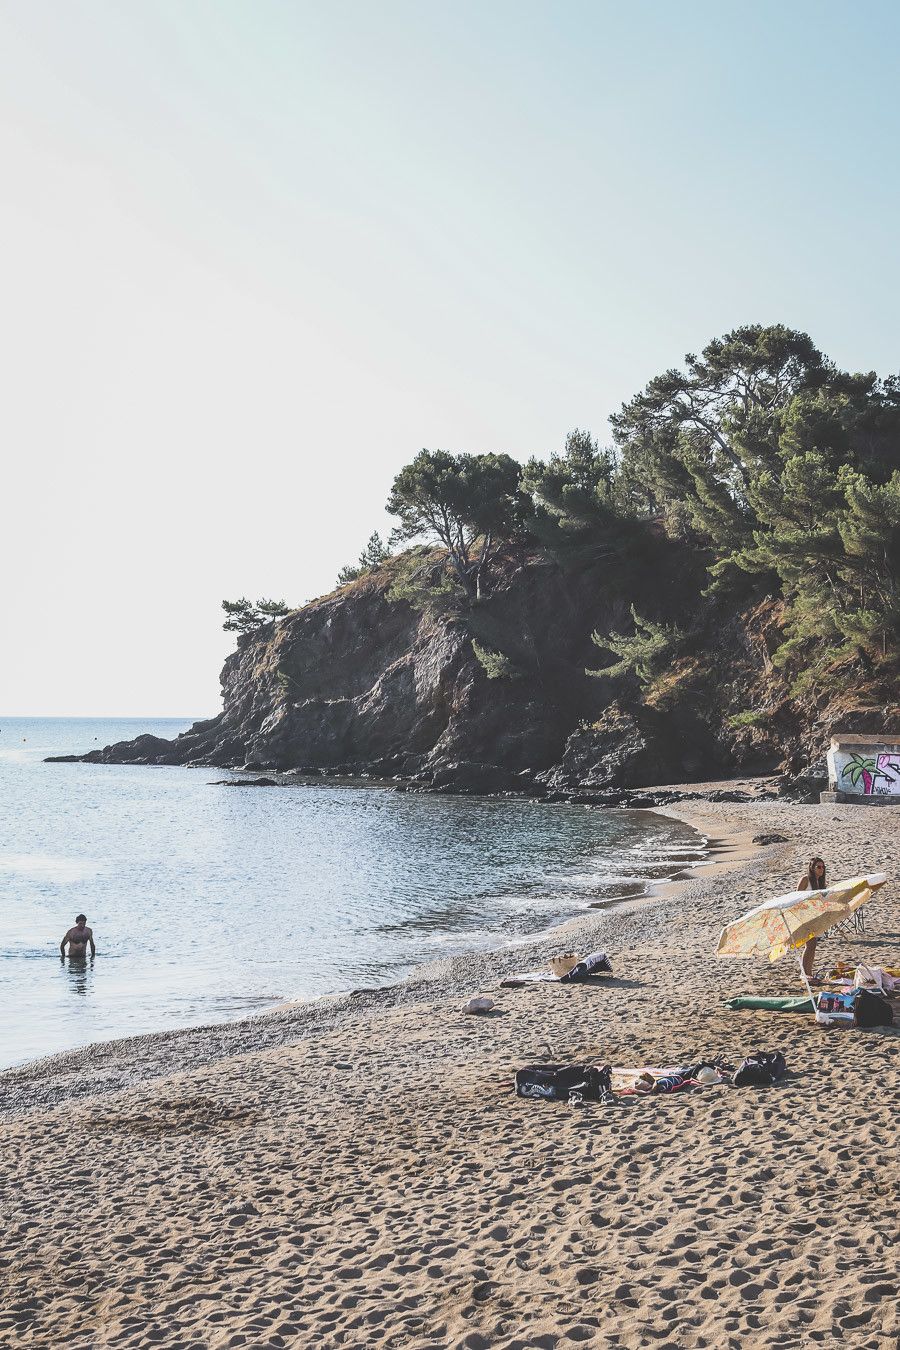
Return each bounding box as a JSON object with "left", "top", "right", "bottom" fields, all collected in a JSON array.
[{"left": 211, "top": 777, "right": 279, "bottom": 787}]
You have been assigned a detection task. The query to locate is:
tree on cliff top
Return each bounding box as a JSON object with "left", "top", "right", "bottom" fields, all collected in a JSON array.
[
  {"left": 222, "top": 597, "right": 290, "bottom": 633},
  {"left": 523, "top": 428, "right": 634, "bottom": 562},
  {"left": 386, "top": 450, "right": 523, "bottom": 600},
  {"left": 336, "top": 531, "right": 391, "bottom": 587},
  {"left": 611, "top": 323, "right": 834, "bottom": 549},
  {"left": 610, "top": 322, "right": 900, "bottom": 679}
]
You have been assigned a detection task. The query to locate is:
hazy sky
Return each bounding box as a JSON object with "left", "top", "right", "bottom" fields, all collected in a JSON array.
[{"left": 2, "top": 1, "right": 899, "bottom": 715}]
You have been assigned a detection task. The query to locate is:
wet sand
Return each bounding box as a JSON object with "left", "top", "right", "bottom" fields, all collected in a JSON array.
[{"left": 2, "top": 794, "right": 898, "bottom": 1349}]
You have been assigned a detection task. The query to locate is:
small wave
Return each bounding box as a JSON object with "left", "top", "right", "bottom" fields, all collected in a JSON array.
[
  {"left": 0, "top": 946, "right": 60, "bottom": 960},
  {"left": 628, "top": 845, "right": 707, "bottom": 858}
]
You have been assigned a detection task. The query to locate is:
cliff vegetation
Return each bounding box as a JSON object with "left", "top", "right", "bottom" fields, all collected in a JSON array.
[{"left": 74, "top": 325, "right": 900, "bottom": 794}]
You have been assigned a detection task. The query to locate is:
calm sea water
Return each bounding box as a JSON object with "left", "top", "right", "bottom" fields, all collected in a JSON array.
[{"left": 0, "top": 717, "right": 702, "bottom": 1070}]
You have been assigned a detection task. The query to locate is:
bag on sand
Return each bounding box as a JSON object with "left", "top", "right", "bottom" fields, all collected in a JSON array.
[
  {"left": 852, "top": 988, "right": 894, "bottom": 1029},
  {"left": 732, "top": 1050, "right": 787, "bottom": 1087},
  {"left": 559, "top": 951, "right": 613, "bottom": 982},
  {"left": 515, "top": 1064, "right": 612, "bottom": 1102},
  {"left": 816, "top": 990, "right": 855, "bottom": 1023}
]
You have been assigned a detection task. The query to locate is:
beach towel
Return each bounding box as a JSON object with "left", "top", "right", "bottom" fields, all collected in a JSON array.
[
  {"left": 517, "top": 1053, "right": 783, "bottom": 1101},
  {"left": 500, "top": 971, "right": 561, "bottom": 986},
  {"left": 611, "top": 1064, "right": 729, "bottom": 1093},
  {"left": 649, "top": 1068, "right": 694, "bottom": 1093}
]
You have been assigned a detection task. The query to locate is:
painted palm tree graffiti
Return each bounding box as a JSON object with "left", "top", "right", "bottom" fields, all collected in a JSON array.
[{"left": 840, "top": 753, "right": 900, "bottom": 795}]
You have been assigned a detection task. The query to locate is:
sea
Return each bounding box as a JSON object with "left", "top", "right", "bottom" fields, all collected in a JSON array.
[{"left": 0, "top": 717, "right": 704, "bottom": 1071}]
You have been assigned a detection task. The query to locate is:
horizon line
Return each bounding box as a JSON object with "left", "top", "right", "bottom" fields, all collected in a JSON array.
[{"left": 0, "top": 713, "right": 213, "bottom": 721}]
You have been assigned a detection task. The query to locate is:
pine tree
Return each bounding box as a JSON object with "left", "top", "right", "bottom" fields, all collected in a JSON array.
[
  {"left": 588, "top": 606, "right": 684, "bottom": 684},
  {"left": 222, "top": 597, "right": 289, "bottom": 633},
  {"left": 336, "top": 531, "right": 391, "bottom": 586}
]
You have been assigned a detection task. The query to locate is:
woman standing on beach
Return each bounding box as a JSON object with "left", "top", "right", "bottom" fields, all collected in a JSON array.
[{"left": 797, "top": 857, "right": 827, "bottom": 977}]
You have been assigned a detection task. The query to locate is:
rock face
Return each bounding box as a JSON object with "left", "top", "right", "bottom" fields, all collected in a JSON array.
[
  {"left": 56, "top": 548, "right": 900, "bottom": 793},
  {"left": 68, "top": 556, "right": 606, "bottom": 785},
  {"left": 537, "top": 703, "right": 700, "bottom": 792}
]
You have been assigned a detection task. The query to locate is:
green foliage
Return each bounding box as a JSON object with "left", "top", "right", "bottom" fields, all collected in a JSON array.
[
  {"left": 385, "top": 548, "right": 466, "bottom": 615},
  {"left": 337, "top": 531, "right": 391, "bottom": 586},
  {"left": 225, "top": 324, "right": 900, "bottom": 699},
  {"left": 727, "top": 710, "right": 768, "bottom": 729},
  {"left": 222, "top": 597, "right": 290, "bottom": 633},
  {"left": 471, "top": 639, "right": 521, "bottom": 680},
  {"left": 588, "top": 605, "right": 684, "bottom": 684},
  {"left": 612, "top": 324, "right": 832, "bottom": 552},
  {"left": 523, "top": 428, "right": 616, "bottom": 516},
  {"left": 387, "top": 449, "right": 524, "bottom": 601},
  {"left": 724, "top": 459, "right": 900, "bottom": 680},
  {"left": 522, "top": 428, "right": 633, "bottom": 562},
  {"left": 610, "top": 324, "right": 900, "bottom": 680},
  {"left": 257, "top": 598, "right": 291, "bottom": 620}
]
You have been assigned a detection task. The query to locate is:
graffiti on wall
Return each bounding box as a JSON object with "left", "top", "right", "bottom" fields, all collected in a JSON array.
[{"left": 834, "top": 750, "right": 900, "bottom": 795}]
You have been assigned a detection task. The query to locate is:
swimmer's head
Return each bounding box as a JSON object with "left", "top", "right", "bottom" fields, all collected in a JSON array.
[{"left": 75, "top": 913, "right": 87, "bottom": 924}]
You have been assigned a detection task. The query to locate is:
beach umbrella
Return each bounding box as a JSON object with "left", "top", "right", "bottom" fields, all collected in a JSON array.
[{"left": 716, "top": 873, "right": 888, "bottom": 1002}]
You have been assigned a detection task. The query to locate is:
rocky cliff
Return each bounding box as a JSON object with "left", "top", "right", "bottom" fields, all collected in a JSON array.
[{"left": 60, "top": 547, "right": 900, "bottom": 796}]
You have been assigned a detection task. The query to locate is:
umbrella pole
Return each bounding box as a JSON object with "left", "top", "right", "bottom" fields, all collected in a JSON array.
[
  {"left": 795, "top": 951, "right": 817, "bottom": 1010},
  {"left": 779, "top": 912, "right": 818, "bottom": 1011}
]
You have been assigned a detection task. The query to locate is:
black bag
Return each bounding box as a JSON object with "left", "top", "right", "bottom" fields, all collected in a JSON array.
[
  {"left": 732, "top": 1049, "right": 787, "bottom": 1087},
  {"left": 853, "top": 988, "right": 895, "bottom": 1028},
  {"left": 515, "top": 1063, "right": 612, "bottom": 1102}
]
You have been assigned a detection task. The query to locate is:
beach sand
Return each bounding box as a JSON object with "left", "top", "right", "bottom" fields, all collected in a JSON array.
[{"left": 2, "top": 794, "right": 898, "bottom": 1349}]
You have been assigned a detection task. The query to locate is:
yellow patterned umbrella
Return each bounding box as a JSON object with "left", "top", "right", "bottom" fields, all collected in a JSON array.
[{"left": 716, "top": 873, "right": 888, "bottom": 998}]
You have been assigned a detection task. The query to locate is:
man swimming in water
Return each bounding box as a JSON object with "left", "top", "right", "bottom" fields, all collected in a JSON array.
[{"left": 60, "top": 914, "right": 96, "bottom": 958}]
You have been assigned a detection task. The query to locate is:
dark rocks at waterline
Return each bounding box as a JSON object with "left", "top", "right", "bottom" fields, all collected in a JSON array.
[
  {"left": 752, "top": 832, "right": 790, "bottom": 845},
  {"left": 211, "top": 777, "right": 280, "bottom": 787},
  {"left": 40, "top": 555, "right": 735, "bottom": 789},
  {"left": 47, "top": 734, "right": 191, "bottom": 767},
  {"left": 417, "top": 759, "right": 523, "bottom": 795}
]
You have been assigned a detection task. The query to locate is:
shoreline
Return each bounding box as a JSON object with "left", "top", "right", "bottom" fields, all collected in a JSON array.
[
  {"left": 0, "top": 802, "right": 739, "bottom": 1110},
  {"left": 3, "top": 793, "right": 899, "bottom": 1349}
]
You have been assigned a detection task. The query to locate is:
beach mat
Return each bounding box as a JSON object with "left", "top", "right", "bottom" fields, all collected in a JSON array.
[
  {"left": 726, "top": 995, "right": 815, "bottom": 1013},
  {"left": 500, "top": 970, "right": 613, "bottom": 988}
]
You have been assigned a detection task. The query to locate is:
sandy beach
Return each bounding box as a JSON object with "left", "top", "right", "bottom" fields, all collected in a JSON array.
[{"left": 2, "top": 792, "right": 898, "bottom": 1350}]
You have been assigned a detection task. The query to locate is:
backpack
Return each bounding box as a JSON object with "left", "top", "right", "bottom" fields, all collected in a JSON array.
[
  {"left": 515, "top": 1063, "right": 612, "bottom": 1102},
  {"left": 732, "top": 1050, "right": 787, "bottom": 1087},
  {"left": 852, "top": 988, "right": 894, "bottom": 1029}
]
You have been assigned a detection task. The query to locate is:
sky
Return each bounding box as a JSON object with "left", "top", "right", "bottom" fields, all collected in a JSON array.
[{"left": 2, "top": 0, "right": 899, "bottom": 716}]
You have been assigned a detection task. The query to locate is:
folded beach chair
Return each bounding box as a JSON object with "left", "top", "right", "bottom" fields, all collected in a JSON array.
[{"left": 824, "top": 908, "right": 867, "bottom": 939}]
